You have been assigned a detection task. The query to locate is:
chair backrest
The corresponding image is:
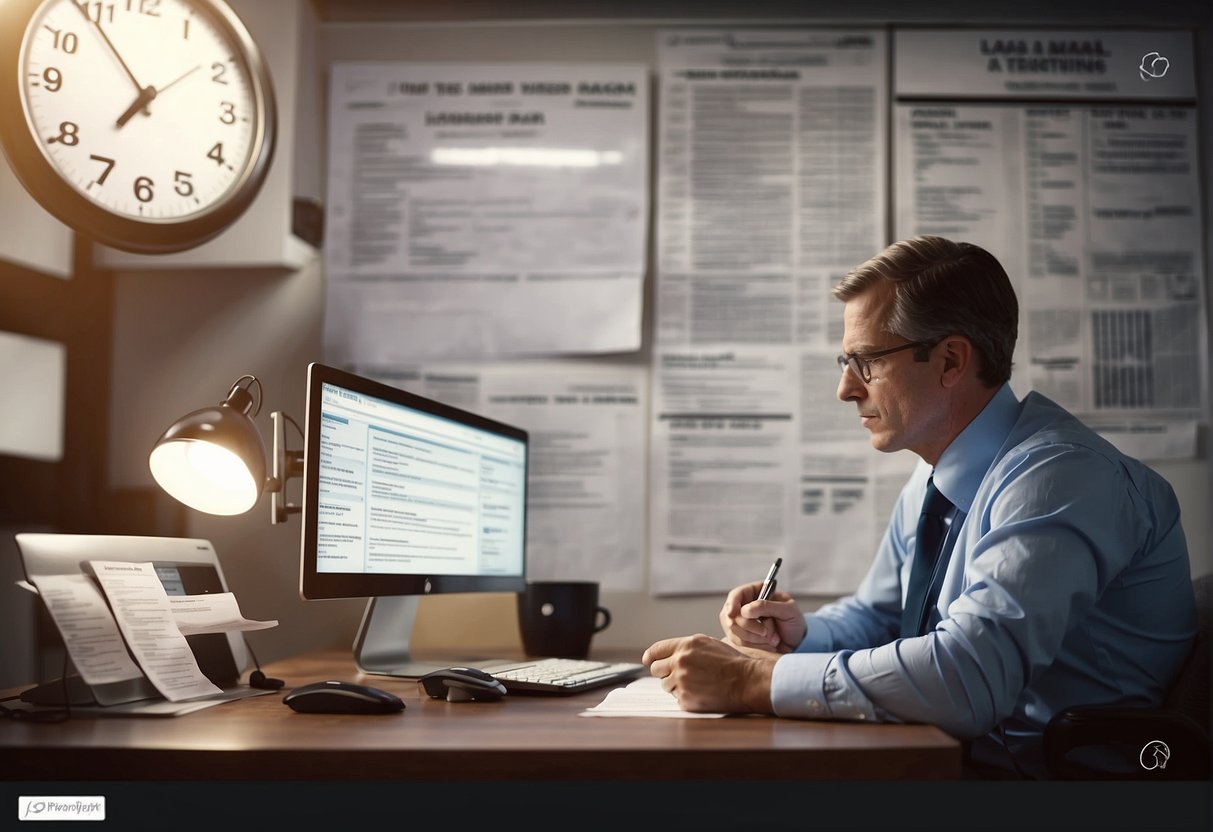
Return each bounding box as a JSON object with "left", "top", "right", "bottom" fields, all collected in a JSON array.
[{"left": 1162, "top": 572, "right": 1211, "bottom": 734}]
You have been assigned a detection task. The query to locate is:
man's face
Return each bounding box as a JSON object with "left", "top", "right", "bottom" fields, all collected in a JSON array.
[{"left": 836, "top": 283, "right": 948, "bottom": 461}]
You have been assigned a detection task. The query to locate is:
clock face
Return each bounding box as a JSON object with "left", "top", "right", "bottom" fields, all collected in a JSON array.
[{"left": 0, "top": 0, "right": 276, "bottom": 253}]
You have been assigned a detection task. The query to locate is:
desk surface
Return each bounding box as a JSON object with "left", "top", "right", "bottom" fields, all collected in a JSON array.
[{"left": 1, "top": 649, "right": 961, "bottom": 781}]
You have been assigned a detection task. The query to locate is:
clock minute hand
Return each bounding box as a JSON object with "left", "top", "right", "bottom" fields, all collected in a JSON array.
[
  {"left": 72, "top": 2, "right": 144, "bottom": 93},
  {"left": 155, "top": 65, "right": 201, "bottom": 96},
  {"left": 114, "top": 65, "right": 198, "bottom": 128}
]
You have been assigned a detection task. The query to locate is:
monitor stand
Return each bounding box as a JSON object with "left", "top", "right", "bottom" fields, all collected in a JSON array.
[{"left": 353, "top": 596, "right": 506, "bottom": 679}]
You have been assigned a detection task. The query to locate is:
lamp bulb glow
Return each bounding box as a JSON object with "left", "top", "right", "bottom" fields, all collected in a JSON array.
[{"left": 149, "top": 439, "right": 260, "bottom": 515}]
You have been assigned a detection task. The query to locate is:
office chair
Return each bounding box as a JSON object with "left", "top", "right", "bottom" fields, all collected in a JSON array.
[{"left": 1043, "top": 572, "right": 1211, "bottom": 780}]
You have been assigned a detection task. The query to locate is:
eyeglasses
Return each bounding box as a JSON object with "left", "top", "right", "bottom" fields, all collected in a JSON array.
[{"left": 836, "top": 340, "right": 937, "bottom": 384}]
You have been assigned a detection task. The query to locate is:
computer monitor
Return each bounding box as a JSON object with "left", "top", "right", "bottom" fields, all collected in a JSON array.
[{"left": 299, "top": 362, "right": 528, "bottom": 677}]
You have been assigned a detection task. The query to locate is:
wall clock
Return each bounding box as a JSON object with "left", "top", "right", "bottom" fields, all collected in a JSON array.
[{"left": 0, "top": 0, "right": 276, "bottom": 254}]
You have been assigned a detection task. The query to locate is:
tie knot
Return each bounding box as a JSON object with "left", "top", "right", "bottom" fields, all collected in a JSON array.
[{"left": 922, "top": 478, "right": 953, "bottom": 518}]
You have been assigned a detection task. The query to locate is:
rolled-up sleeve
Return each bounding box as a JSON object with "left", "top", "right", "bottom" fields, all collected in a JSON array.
[{"left": 772, "top": 651, "right": 882, "bottom": 722}]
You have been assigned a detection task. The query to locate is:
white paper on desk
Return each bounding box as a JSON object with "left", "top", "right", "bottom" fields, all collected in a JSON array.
[
  {"left": 89, "top": 561, "right": 222, "bottom": 702},
  {"left": 579, "top": 675, "right": 727, "bottom": 718},
  {"left": 169, "top": 592, "right": 279, "bottom": 635},
  {"left": 27, "top": 573, "right": 145, "bottom": 686}
]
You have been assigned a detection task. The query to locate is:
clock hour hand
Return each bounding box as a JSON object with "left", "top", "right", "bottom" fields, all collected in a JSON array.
[
  {"left": 72, "top": 2, "right": 145, "bottom": 93},
  {"left": 114, "top": 65, "right": 199, "bottom": 128},
  {"left": 116, "top": 85, "right": 156, "bottom": 128}
]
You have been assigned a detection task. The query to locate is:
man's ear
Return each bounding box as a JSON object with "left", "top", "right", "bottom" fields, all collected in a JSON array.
[{"left": 938, "top": 336, "right": 974, "bottom": 388}]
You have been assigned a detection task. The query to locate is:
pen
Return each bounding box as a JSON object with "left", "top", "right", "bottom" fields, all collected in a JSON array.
[
  {"left": 756, "top": 558, "right": 781, "bottom": 622},
  {"left": 757, "top": 557, "right": 782, "bottom": 602}
]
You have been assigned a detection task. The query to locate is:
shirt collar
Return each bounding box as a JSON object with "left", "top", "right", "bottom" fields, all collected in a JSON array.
[{"left": 932, "top": 383, "right": 1020, "bottom": 513}]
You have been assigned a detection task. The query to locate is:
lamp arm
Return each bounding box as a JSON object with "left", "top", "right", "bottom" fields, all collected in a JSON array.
[{"left": 270, "top": 410, "right": 304, "bottom": 524}]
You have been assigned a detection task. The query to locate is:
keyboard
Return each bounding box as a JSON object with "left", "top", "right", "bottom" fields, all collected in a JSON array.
[{"left": 484, "top": 657, "right": 645, "bottom": 695}]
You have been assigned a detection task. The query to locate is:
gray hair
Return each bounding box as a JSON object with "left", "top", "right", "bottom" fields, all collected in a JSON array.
[{"left": 832, "top": 235, "right": 1018, "bottom": 387}]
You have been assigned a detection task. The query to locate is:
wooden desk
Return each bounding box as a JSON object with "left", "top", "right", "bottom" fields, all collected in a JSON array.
[{"left": 1, "top": 649, "right": 961, "bottom": 781}]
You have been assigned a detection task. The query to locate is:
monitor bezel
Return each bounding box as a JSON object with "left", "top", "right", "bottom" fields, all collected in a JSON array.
[{"left": 299, "top": 362, "right": 528, "bottom": 600}]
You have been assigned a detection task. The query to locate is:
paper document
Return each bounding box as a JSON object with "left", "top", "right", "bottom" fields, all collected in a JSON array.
[
  {"left": 579, "top": 676, "right": 727, "bottom": 718},
  {"left": 324, "top": 62, "right": 649, "bottom": 360},
  {"left": 89, "top": 561, "right": 222, "bottom": 702},
  {"left": 27, "top": 573, "right": 145, "bottom": 686},
  {"left": 169, "top": 592, "right": 278, "bottom": 635},
  {"left": 892, "top": 34, "right": 1208, "bottom": 460},
  {"left": 649, "top": 29, "right": 904, "bottom": 596}
]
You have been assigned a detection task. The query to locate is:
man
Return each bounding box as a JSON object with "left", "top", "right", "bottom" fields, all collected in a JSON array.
[{"left": 642, "top": 235, "right": 1196, "bottom": 778}]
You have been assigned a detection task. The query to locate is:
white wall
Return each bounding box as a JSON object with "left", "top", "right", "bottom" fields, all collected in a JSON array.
[{"left": 107, "top": 2, "right": 1213, "bottom": 665}]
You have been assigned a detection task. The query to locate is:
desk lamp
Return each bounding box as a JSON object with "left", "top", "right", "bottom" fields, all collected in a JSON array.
[{"left": 149, "top": 374, "right": 302, "bottom": 524}]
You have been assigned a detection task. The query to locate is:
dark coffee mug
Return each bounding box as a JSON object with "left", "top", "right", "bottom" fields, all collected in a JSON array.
[{"left": 517, "top": 581, "right": 611, "bottom": 659}]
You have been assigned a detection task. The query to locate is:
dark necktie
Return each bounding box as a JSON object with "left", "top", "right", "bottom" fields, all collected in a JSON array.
[{"left": 900, "top": 477, "right": 955, "bottom": 638}]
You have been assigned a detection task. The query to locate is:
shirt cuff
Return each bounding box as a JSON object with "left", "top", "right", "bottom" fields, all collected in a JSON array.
[
  {"left": 770, "top": 652, "right": 833, "bottom": 718},
  {"left": 771, "top": 651, "right": 879, "bottom": 723}
]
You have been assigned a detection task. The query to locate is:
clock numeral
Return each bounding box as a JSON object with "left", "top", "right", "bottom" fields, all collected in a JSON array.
[
  {"left": 42, "top": 25, "right": 78, "bottom": 54},
  {"left": 40, "top": 67, "right": 63, "bottom": 92},
  {"left": 133, "top": 176, "right": 154, "bottom": 203},
  {"left": 211, "top": 62, "right": 228, "bottom": 85},
  {"left": 219, "top": 102, "right": 236, "bottom": 125},
  {"left": 49, "top": 121, "right": 80, "bottom": 146},
  {"left": 83, "top": 3, "right": 115, "bottom": 25},
  {"left": 125, "top": 0, "right": 161, "bottom": 16},
  {"left": 174, "top": 171, "right": 194, "bottom": 197},
  {"left": 90, "top": 155, "right": 115, "bottom": 185},
  {"left": 182, "top": 17, "right": 189, "bottom": 40},
  {"left": 207, "top": 142, "right": 226, "bottom": 166}
]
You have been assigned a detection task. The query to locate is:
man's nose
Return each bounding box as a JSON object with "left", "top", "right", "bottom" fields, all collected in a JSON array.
[{"left": 837, "top": 365, "right": 864, "bottom": 402}]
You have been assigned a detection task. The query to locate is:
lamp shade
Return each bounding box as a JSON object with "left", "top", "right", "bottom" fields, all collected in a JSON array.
[{"left": 149, "top": 385, "right": 268, "bottom": 516}]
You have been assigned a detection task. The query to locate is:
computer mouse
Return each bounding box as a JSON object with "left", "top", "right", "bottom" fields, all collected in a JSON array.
[
  {"left": 418, "top": 667, "right": 508, "bottom": 702},
  {"left": 283, "top": 680, "right": 405, "bottom": 715}
]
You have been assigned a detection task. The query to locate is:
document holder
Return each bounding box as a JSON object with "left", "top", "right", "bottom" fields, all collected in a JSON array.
[{"left": 14, "top": 533, "right": 251, "bottom": 707}]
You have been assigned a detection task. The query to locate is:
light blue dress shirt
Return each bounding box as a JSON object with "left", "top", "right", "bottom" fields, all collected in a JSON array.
[{"left": 770, "top": 384, "right": 1196, "bottom": 777}]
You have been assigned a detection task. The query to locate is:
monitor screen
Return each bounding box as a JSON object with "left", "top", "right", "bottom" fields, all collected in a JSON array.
[{"left": 299, "top": 363, "right": 528, "bottom": 601}]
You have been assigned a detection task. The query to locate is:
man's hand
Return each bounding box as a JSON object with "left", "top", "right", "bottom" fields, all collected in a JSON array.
[
  {"left": 719, "top": 580, "right": 806, "bottom": 653},
  {"left": 642, "top": 634, "right": 776, "bottom": 714}
]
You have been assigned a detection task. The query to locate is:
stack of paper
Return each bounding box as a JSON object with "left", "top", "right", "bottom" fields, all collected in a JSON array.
[{"left": 579, "top": 676, "right": 727, "bottom": 718}]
